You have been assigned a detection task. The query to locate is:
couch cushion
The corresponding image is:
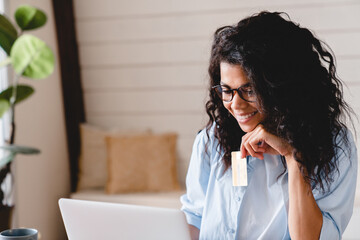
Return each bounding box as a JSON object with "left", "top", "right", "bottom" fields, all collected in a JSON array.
[
  {"left": 105, "top": 133, "right": 180, "bottom": 194},
  {"left": 77, "top": 123, "right": 150, "bottom": 190}
]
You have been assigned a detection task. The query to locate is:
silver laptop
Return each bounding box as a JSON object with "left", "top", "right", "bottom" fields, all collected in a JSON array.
[{"left": 59, "top": 198, "right": 191, "bottom": 240}]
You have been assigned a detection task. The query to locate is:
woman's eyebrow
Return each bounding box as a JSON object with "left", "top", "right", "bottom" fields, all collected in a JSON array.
[
  {"left": 220, "top": 82, "right": 250, "bottom": 88},
  {"left": 219, "top": 82, "right": 230, "bottom": 88}
]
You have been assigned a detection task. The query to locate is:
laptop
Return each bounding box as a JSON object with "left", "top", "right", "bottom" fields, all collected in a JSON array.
[{"left": 59, "top": 198, "right": 191, "bottom": 240}]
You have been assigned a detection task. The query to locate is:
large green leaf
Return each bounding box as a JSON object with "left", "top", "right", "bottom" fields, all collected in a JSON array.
[
  {"left": 0, "top": 145, "right": 40, "bottom": 168},
  {"left": 0, "top": 85, "right": 34, "bottom": 104},
  {"left": 10, "top": 35, "right": 54, "bottom": 79},
  {"left": 0, "top": 145, "right": 40, "bottom": 154},
  {"left": 0, "top": 15, "right": 18, "bottom": 55},
  {"left": 0, "top": 98, "right": 10, "bottom": 118},
  {"left": 15, "top": 5, "right": 47, "bottom": 31}
]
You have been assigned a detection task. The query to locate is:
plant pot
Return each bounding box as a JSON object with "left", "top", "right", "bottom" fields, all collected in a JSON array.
[{"left": 0, "top": 205, "right": 14, "bottom": 231}]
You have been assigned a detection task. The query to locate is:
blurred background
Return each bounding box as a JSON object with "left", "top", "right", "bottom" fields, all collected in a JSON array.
[{"left": 1, "top": 0, "right": 358, "bottom": 239}]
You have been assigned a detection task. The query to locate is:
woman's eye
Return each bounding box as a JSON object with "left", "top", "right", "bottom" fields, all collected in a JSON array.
[
  {"left": 222, "top": 89, "right": 232, "bottom": 94},
  {"left": 242, "top": 87, "right": 254, "bottom": 95},
  {"left": 246, "top": 90, "right": 254, "bottom": 95}
]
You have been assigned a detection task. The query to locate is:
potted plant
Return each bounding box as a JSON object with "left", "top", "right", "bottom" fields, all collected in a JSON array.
[{"left": 0, "top": 5, "right": 54, "bottom": 231}]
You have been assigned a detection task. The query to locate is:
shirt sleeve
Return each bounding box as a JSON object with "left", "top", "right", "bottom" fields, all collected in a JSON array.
[
  {"left": 315, "top": 130, "right": 358, "bottom": 240},
  {"left": 180, "top": 128, "right": 212, "bottom": 230}
]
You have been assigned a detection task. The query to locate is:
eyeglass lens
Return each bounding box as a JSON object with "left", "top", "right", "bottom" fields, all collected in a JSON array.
[{"left": 213, "top": 85, "right": 256, "bottom": 102}]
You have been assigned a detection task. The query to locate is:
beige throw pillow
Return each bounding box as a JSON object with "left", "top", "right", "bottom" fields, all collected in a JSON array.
[
  {"left": 105, "top": 133, "right": 180, "bottom": 194},
  {"left": 77, "top": 124, "right": 108, "bottom": 190},
  {"left": 77, "top": 123, "right": 151, "bottom": 191}
]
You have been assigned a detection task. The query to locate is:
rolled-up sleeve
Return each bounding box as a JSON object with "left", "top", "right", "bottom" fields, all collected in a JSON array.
[
  {"left": 316, "top": 131, "right": 358, "bottom": 240},
  {"left": 180, "top": 129, "right": 211, "bottom": 230}
]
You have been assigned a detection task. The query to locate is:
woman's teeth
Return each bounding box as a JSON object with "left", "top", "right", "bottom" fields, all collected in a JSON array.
[{"left": 239, "top": 111, "right": 257, "bottom": 120}]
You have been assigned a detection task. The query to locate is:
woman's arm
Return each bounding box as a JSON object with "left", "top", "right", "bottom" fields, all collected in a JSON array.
[
  {"left": 180, "top": 128, "right": 212, "bottom": 240},
  {"left": 286, "top": 155, "right": 322, "bottom": 240},
  {"left": 240, "top": 124, "right": 323, "bottom": 239},
  {"left": 188, "top": 224, "right": 200, "bottom": 240}
]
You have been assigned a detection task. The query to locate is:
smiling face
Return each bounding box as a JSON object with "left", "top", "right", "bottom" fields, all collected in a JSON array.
[{"left": 220, "top": 62, "right": 265, "bottom": 132}]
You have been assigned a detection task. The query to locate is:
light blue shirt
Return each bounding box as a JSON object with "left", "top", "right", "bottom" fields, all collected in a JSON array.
[{"left": 180, "top": 125, "right": 358, "bottom": 239}]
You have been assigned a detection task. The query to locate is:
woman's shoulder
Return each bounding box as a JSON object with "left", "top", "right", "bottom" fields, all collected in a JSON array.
[
  {"left": 195, "top": 122, "right": 218, "bottom": 146},
  {"left": 334, "top": 128, "right": 357, "bottom": 157},
  {"left": 193, "top": 122, "right": 221, "bottom": 158},
  {"left": 313, "top": 127, "right": 357, "bottom": 197}
]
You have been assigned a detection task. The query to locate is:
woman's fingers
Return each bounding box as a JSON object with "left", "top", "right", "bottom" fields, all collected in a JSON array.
[
  {"left": 241, "top": 131, "right": 265, "bottom": 159},
  {"left": 248, "top": 136, "right": 265, "bottom": 159},
  {"left": 240, "top": 124, "right": 293, "bottom": 159},
  {"left": 240, "top": 136, "right": 248, "bottom": 158},
  {"left": 240, "top": 124, "right": 285, "bottom": 159},
  {"left": 244, "top": 142, "right": 263, "bottom": 159}
]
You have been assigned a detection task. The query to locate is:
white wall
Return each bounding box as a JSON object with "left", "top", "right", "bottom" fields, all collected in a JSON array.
[
  {"left": 9, "top": 1, "right": 70, "bottom": 239},
  {"left": 74, "top": 0, "right": 360, "bottom": 196}
]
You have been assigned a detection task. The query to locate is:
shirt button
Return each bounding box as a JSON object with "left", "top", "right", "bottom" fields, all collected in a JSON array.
[
  {"left": 229, "top": 229, "right": 235, "bottom": 234},
  {"left": 237, "top": 197, "right": 241, "bottom": 201}
]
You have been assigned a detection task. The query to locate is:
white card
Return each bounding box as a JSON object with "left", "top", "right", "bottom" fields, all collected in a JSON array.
[{"left": 231, "top": 151, "right": 248, "bottom": 186}]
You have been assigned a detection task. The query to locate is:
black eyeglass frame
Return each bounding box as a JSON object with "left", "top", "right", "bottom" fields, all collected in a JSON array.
[{"left": 212, "top": 84, "right": 256, "bottom": 103}]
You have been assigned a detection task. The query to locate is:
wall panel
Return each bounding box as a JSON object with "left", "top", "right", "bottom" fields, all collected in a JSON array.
[
  {"left": 81, "top": 64, "right": 208, "bottom": 89},
  {"left": 74, "top": 0, "right": 357, "bottom": 19},
  {"left": 73, "top": 0, "right": 360, "bottom": 191},
  {"left": 79, "top": 40, "right": 209, "bottom": 67},
  {"left": 86, "top": 113, "right": 207, "bottom": 136},
  {"left": 83, "top": 89, "right": 207, "bottom": 113},
  {"left": 76, "top": 4, "right": 360, "bottom": 43},
  {"left": 78, "top": 32, "right": 360, "bottom": 68}
]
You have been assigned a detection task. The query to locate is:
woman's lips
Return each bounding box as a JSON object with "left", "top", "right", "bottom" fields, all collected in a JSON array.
[{"left": 236, "top": 111, "right": 258, "bottom": 123}]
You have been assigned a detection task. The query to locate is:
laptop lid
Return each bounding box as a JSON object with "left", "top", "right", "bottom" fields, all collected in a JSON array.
[{"left": 59, "top": 198, "right": 191, "bottom": 240}]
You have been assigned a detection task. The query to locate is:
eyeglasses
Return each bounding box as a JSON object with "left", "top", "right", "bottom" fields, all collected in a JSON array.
[{"left": 212, "top": 84, "right": 256, "bottom": 102}]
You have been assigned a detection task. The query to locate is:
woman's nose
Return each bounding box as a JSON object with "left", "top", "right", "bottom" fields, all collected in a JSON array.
[{"left": 231, "top": 91, "right": 248, "bottom": 109}]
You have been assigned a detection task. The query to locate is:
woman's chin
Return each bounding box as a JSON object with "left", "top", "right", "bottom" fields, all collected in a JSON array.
[
  {"left": 238, "top": 123, "right": 257, "bottom": 133},
  {"left": 240, "top": 125, "right": 255, "bottom": 133}
]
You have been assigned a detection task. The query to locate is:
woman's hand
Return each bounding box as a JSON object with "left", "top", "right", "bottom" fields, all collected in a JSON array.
[{"left": 240, "top": 124, "right": 293, "bottom": 160}]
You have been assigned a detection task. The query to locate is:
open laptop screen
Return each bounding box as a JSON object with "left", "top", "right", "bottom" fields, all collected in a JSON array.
[{"left": 59, "top": 198, "right": 191, "bottom": 240}]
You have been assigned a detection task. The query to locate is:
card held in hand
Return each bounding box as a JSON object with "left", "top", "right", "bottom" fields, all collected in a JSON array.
[{"left": 231, "top": 151, "right": 248, "bottom": 186}]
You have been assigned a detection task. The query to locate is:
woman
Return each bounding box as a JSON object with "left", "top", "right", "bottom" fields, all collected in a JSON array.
[{"left": 180, "top": 11, "right": 358, "bottom": 240}]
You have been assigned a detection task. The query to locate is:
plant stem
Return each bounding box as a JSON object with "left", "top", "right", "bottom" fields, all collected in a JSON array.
[
  {"left": 9, "top": 73, "right": 20, "bottom": 145},
  {"left": 0, "top": 163, "right": 11, "bottom": 206}
]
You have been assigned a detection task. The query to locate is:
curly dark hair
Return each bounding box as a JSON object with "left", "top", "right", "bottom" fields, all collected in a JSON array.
[{"left": 205, "top": 11, "right": 355, "bottom": 191}]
